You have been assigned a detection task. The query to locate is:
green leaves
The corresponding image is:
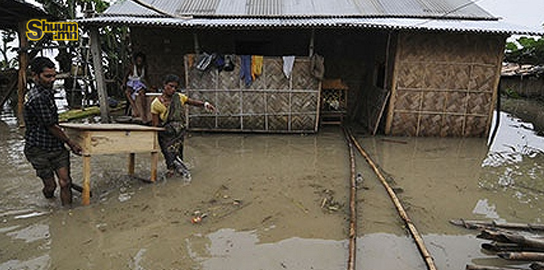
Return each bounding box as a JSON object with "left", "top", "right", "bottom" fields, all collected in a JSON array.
[{"left": 504, "top": 36, "right": 544, "bottom": 65}]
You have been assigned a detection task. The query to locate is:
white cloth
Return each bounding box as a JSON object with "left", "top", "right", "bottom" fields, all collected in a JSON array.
[{"left": 282, "top": 56, "right": 295, "bottom": 79}]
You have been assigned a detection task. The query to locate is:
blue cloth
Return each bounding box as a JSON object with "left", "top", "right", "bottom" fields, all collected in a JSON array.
[
  {"left": 240, "top": 55, "right": 252, "bottom": 86},
  {"left": 126, "top": 79, "right": 146, "bottom": 100}
]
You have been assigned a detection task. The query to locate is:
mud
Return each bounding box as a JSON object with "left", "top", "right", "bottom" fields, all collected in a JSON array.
[{"left": 0, "top": 97, "right": 542, "bottom": 270}]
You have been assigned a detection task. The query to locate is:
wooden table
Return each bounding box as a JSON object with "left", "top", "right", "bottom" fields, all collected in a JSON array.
[{"left": 60, "top": 123, "right": 164, "bottom": 205}]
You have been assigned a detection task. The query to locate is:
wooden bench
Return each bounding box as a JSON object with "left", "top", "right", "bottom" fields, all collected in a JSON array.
[{"left": 60, "top": 123, "right": 164, "bottom": 205}]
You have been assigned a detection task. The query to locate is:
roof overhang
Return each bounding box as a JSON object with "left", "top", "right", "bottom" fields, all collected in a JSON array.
[
  {"left": 0, "top": 0, "right": 53, "bottom": 30},
  {"left": 76, "top": 16, "right": 543, "bottom": 36}
]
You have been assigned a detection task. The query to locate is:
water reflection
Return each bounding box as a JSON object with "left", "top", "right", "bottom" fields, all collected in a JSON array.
[
  {"left": 485, "top": 111, "right": 544, "bottom": 166},
  {"left": 184, "top": 228, "right": 486, "bottom": 270},
  {"left": 0, "top": 99, "right": 543, "bottom": 270},
  {"left": 479, "top": 111, "right": 544, "bottom": 220}
]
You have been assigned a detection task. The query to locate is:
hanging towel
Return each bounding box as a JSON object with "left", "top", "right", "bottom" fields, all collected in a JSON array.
[
  {"left": 310, "top": 54, "right": 325, "bottom": 80},
  {"left": 251, "top": 55, "right": 263, "bottom": 80},
  {"left": 214, "top": 54, "right": 225, "bottom": 72},
  {"left": 186, "top": 54, "right": 195, "bottom": 68},
  {"left": 224, "top": 54, "right": 235, "bottom": 71},
  {"left": 240, "top": 55, "right": 253, "bottom": 86},
  {"left": 282, "top": 56, "right": 295, "bottom": 79}
]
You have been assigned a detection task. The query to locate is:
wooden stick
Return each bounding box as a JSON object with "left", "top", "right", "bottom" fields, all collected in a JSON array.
[
  {"left": 477, "top": 230, "right": 544, "bottom": 250},
  {"left": 531, "top": 262, "right": 544, "bottom": 270},
  {"left": 342, "top": 127, "right": 357, "bottom": 270},
  {"left": 450, "top": 219, "right": 544, "bottom": 232},
  {"left": 497, "top": 252, "right": 544, "bottom": 261},
  {"left": 346, "top": 129, "right": 437, "bottom": 270},
  {"left": 482, "top": 243, "right": 544, "bottom": 253},
  {"left": 466, "top": 264, "right": 524, "bottom": 270}
]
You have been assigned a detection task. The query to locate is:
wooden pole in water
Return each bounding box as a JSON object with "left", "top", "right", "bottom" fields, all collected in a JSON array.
[
  {"left": 497, "top": 252, "right": 544, "bottom": 261},
  {"left": 531, "top": 262, "right": 544, "bottom": 270},
  {"left": 450, "top": 219, "right": 544, "bottom": 232},
  {"left": 477, "top": 230, "right": 544, "bottom": 250},
  {"left": 466, "top": 264, "right": 524, "bottom": 270},
  {"left": 346, "top": 130, "right": 437, "bottom": 270},
  {"left": 343, "top": 127, "right": 358, "bottom": 270}
]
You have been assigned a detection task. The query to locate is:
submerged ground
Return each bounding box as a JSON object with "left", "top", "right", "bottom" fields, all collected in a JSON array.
[{"left": 0, "top": 97, "right": 542, "bottom": 270}]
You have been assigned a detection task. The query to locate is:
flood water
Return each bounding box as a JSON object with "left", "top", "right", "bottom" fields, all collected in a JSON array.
[{"left": 0, "top": 98, "right": 543, "bottom": 270}]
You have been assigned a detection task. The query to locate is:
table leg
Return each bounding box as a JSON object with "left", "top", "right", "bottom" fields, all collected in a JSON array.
[
  {"left": 128, "top": 153, "right": 135, "bottom": 176},
  {"left": 150, "top": 151, "right": 158, "bottom": 182},
  {"left": 82, "top": 154, "right": 91, "bottom": 205}
]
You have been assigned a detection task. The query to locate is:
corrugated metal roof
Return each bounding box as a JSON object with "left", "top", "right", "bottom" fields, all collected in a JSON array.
[
  {"left": 76, "top": 16, "right": 544, "bottom": 36},
  {"left": 103, "top": 0, "right": 496, "bottom": 19},
  {"left": 0, "top": 0, "right": 53, "bottom": 30},
  {"left": 75, "top": 0, "right": 543, "bottom": 36}
]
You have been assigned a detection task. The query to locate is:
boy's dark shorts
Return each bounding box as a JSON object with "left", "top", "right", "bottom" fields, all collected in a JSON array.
[{"left": 24, "top": 145, "right": 70, "bottom": 179}]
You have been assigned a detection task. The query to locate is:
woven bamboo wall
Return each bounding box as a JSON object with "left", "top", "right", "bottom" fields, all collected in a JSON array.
[
  {"left": 185, "top": 55, "right": 320, "bottom": 133},
  {"left": 386, "top": 32, "right": 505, "bottom": 137},
  {"left": 131, "top": 28, "right": 194, "bottom": 89}
]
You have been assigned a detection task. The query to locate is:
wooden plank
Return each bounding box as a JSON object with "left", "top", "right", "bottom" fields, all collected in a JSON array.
[{"left": 60, "top": 123, "right": 164, "bottom": 131}]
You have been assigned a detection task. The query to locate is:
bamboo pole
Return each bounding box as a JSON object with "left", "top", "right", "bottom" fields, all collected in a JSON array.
[
  {"left": 477, "top": 230, "right": 544, "bottom": 250},
  {"left": 342, "top": 127, "right": 358, "bottom": 270},
  {"left": 450, "top": 219, "right": 544, "bottom": 232},
  {"left": 482, "top": 243, "right": 544, "bottom": 253},
  {"left": 346, "top": 129, "right": 437, "bottom": 270},
  {"left": 497, "top": 252, "right": 544, "bottom": 261},
  {"left": 466, "top": 264, "right": 523, "bottom": 270}
]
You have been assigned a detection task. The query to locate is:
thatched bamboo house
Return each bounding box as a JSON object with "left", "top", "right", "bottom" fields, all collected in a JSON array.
[
  {"left": 77, "top": 0, "right": 543, "bottom": 137},
  {"left": 500, "top": 64, "right": 544, "bottom": 98}
]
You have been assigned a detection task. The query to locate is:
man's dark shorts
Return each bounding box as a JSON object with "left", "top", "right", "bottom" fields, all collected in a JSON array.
[{"left": 24, "top": 145, "right": 70, "bottom": 179}]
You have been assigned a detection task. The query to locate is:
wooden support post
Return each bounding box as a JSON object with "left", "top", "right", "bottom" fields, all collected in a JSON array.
[
  {"left": 193, "top": 33, "right": 200, "bottom": 54},
  {"left": 309, "top": 29, "right": 315, "bottom": 56},
  {"left": 150, "top": 151, "right": 158, "bottom": 182},
  {"left": 17, "top": 21, "right": 29, "bottom": 127},
  {"left": 89, "top": 26, "right": 110, "bottom": 123},
  {"left": 384, "top": 33, "right": 402, "bottom": 135},
  {"left": 128, "top": 153, "right": 135, "bottom": 176},
  {"left": 82, "top": 154, "right": 91, "bottom": 205}
]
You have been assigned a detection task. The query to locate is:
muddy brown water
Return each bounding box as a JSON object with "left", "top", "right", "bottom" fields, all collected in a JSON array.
[{"left": 0, "top": 98, "right": 543, "bottom": 270}]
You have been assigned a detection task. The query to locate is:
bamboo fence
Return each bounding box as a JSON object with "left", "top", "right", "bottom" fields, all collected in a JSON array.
[
  {"left": 386, "top": 32, "right": 505, "bottom": 137},
  {"left": 184, "top": 55, "right": 321, "bottom": 133}
]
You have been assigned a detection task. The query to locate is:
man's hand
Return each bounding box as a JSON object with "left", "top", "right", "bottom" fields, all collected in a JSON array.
[
  {"left": 67, "top": 140, "right": 83, "bottom": 156},
  {"left": 204, "top": 102, "right": 216, "bottom": 112}
]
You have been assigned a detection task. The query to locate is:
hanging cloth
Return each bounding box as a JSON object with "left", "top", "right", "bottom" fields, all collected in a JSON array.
[
  {"left": 282, "top": 56, "right": 295, "bottom": 79},
  {"left": 310, "top": 54, "right": 325, "bottom": 80},
  {"left": 240, "top": 55, "right": 253, "bottom": 86},
  {"left": 251, "top": 55, "right": 263, "bottom": 80}
]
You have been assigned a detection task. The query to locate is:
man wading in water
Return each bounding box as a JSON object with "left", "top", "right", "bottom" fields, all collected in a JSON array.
[
  {"left": 23, "top": 56, "right": 82, "bottom": 206},
  {"left": 151, "top": 74, "right": 216, "bottom": 179}
]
